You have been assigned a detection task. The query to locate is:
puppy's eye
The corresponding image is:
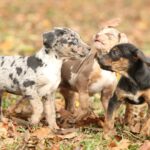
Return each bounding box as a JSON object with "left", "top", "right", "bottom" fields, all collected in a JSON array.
[
  {"left": 110, "top": 50, "right": 121, "bottom": 60},
  {"left": 69, "top": 39, "right": 78, "bottom": 45},
  {"left": 106, "top": 33, "right": 115, "bottom": 39}
]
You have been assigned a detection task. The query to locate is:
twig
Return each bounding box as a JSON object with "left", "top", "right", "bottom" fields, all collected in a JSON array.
[
  {"left": 123, "top": 129, "right": 145, "bottom": 142},
  {"left": 11, "top": 117, "right": 30, "bottom": 126}
]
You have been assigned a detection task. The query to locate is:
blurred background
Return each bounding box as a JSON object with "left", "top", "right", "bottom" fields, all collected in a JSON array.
[{"left": 0, "top": 0, "right": 150, "bottom": 55}]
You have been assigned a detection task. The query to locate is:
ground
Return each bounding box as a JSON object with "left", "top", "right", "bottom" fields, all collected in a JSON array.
[{"left": 0, "top": 0, "right": 150, "bottom": 149}]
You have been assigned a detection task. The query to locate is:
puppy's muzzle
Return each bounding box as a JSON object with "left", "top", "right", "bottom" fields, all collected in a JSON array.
[
  {"left": 97, "top": 55, "right": 113, "bottom": 71},
  {"left": 79, "top": 45, "right": 91, "bottom": 57}
]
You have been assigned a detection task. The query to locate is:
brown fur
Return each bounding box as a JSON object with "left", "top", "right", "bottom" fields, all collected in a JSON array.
[
  {"left": 59, "top": 27, "right": 128, "bottom": 124},
  {"left": 98, "top": 43, "right": 150, "bottom": 135}
]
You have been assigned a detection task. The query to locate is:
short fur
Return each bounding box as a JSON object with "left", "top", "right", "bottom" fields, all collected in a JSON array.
[
  {"left": 97, "top": 43, "right": 150, "bottom": 134},
  {"left": 59, "top": 27, "right": 128, "bottom": 123},
  {"left": 0, "top": 27, "right": 90, "bottom": 129}
]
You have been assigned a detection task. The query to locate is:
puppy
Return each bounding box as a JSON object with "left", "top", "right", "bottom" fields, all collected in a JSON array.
[
  {"left": 60, "top": 26, "right": 128, "bottom": 123},
  {"left": 0, "top": 27, "right": 90, "bottom": 129},
  {"left": 97, "top": 43, "right": 150, "bottom": 134}
]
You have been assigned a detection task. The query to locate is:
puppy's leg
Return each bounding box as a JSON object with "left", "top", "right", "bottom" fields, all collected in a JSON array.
[
  {"left": 101, "top": 86, "right": 115, "bottom": 114},
  {"left": 44, "top": 92, "right": 59, "bottom": 130},
  {"left": 60, "top": 87, "right": 75, "bottom": 113},
  {"left": 74, "top": 78, "right": 91, "bottom": 121},
  {"left": 104, "top": 93, "right": 122, "bottom": 133},
  {"left": 0, "top": 90, "right": 3, "bottom": 121},
  {"left": 74, "top": 90, "right": 91, "bottom": 121},
  {"left": 29, "top": 95, "right": 43, "bottom": 125},
  {"left": 8, "top": 96, "right": 26, "bottom": 114}
]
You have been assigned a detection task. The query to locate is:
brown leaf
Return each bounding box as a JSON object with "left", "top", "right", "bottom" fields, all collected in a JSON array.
[
  {"left": 109, "top": 139, "right": 130, "bottom": 150},
  {"left": 109, "top": 140, "right": 117, "bottom": 148},
  {"left": 140, "top": 140, "right": 150, "bottom": 150},
  {"left": 32, "top": 127, "right": 55, "bottom": 139},
  {"left": 101, "top": 18, "right": 122, "bottom": 28},
  {"left": 51, "top": 144, "right": 60, "bottom": 150},
  {"left": 58, "top": 131, "right": 77, "bottom": 139}
]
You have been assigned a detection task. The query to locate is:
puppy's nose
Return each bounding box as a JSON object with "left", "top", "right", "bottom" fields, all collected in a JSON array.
[
  {"left": 95, "top": 34, "right": 99, "bottom": 39},
  {"left": 87, "top": 46, "right": 91, "bottom": 51},
  {"left": 97, "top": 55, "right": 103, "bottom": 61}
]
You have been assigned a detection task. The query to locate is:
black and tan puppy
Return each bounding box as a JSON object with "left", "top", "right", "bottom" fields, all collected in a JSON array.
[{"left": 97, "top": 43, "right": 150, "bottom": 135}]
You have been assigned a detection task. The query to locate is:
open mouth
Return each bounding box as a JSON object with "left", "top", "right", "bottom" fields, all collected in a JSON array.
[
  {"left": 94, "top": 39, "right": 105, "bottom": 45},
  {"left": 94, "top": 39, "right": 100, "bottom": 42}
]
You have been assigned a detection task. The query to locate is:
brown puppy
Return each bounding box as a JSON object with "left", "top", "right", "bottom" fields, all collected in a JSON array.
[{"left": 60, "top": 27, "right": 128, "bottom": 123}]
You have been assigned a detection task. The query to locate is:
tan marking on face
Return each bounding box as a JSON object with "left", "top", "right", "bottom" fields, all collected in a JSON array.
[{"left": 111, "top": 58, "right": 130, "bottom": 73}]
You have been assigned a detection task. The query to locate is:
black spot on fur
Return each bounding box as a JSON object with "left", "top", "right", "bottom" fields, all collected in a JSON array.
[
  {"left": 16, "top": 67, "right": 22, "bottom": 76},
  {"left": 13, "top": 78, "right": 19, "bottom": 85},
  {"left": 23, "top": 80, "right": 35, "bottom": 87},
  {"left": 60, "top": 39, "right": 67, "bottom": 44},
  {"left": 27, "top": 56, "right": 43, "bottom": 72},
  {"left": 24, "top": 71, "right": 26, "bottom": 75},
  {"left": 1, "top": 61, "right": 4, "bottom": 66},
  {"left": 11, "top": 60, "right": 15, "bottom": 67},
  {"left": 55, "top": 29, "right": 66, "bottom": 36},
  {"left": 9, "top": 73, "right": 13, "bottom": 80},
  {"left": 19, "top": 56, "right": 24, "bottom": 59},
  {"left": 43, "top": 32, "right": 55, "bottom": 49}
]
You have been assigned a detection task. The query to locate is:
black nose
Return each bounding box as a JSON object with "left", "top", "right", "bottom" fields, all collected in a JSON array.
[
  {"left": 96, "top": 55, "right": 106, "bottom": 66},
  {"left": 87, "top": 47, "right": 91, "bottom": 51},
  {"left": 97, "top": 54, "right": 103, "bottom": 61}
]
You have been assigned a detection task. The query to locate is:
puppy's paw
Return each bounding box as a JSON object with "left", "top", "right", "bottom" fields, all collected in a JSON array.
[
  {"left": 48, "top": 123, "right": 59, "bottom": 131},
  {"left": 29, "top": 116, "right": 40, "bottom": 125},
  {"left": 103, "top": 128, "right": 117, "bottom": 140}
]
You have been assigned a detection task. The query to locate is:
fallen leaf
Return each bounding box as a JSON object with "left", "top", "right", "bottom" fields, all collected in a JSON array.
[
  {"left": 140, "top": 140, "right": 150, "bottom": 150},
  {"left": 51, "top": 144, "right": 60, "bottom": 150},
  {"left": 0, "top": 127, "right": 7, "bottom": 138},
  {"left": 109, "top": 139, "right": 130, "bottom": 150},
  {"left": 58, "top": 131, "right": 77, "bottom": 139},
  {"left": 32, "top": 127, "right": 55, "bottom": 139}
]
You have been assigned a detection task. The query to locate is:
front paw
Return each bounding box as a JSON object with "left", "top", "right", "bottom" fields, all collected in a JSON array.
[
  {"left": 103, "top": 127, "right": 117, "bottom": 140},
  {"left": 29, "top": 116, "right": 40, "bottom": 125},
  {"left": 48, "top": 123, "right": 60, "bottom": 134},
  {"left": 73, "top": 108, "right": 92, "bottom": 122}
]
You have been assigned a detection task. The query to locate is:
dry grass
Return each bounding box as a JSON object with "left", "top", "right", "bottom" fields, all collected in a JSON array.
[{"left": 0, "top": 0, "right": 150, "bottom": 149}]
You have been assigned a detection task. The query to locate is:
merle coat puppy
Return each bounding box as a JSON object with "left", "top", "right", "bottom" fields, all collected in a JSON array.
[
  {"left": 97, "top": 43, "right": 150, "bottom": 134},
  {"left": 0, "top": 27, "right": 90, "bottom": 130},
  {"left": 59, "top": 27, "right": 128, "bottom": 124}
]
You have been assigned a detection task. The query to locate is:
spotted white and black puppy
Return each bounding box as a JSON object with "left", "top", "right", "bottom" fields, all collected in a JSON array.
[{"left": 0, "top": 27, "right": 90, "bottom": 129}]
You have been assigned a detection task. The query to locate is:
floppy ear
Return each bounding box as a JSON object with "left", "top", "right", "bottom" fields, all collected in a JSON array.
[
  {"left": 43, "top": 31, "right": 55, "bottom": 49},
  {"left": 54, "top": 28, "right": 67, "bottom": 36},
  {"left": 118, "top": 33, "right": 128, "bottom": 43},
  {"left": 136, "top": 50, "right": 150, "bottom": 65}
]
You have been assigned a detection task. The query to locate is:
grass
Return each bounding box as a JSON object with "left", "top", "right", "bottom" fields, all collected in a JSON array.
[
  {"left": 0, "top": 0, "right": 150, "bottom": 149},
  {"left": 0, "top": 92, "right": 149, "bottom": 150}
]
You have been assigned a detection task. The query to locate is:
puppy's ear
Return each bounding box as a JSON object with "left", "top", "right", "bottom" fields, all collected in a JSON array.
[
  {"left": 43, "top": 31, "right": 55, "bottom": 49},
  {"left": 118, "top": 33, "right": 128, "bottom": 43},
  {"left": 136, "top": 50, "right": 150, "bottom": 65},
  {"left": 54, "top": 28, "right": 67, "bottom": 36}
]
